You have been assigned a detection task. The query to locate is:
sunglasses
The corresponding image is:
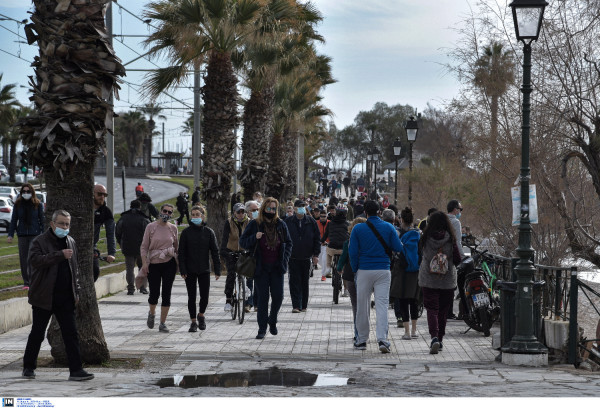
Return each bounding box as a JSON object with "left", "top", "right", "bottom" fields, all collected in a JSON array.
[
  {"left": 265, "top": 207, "right": 277, "bottom": 213},
  {"left": 22, "top": 190, "right": 31, "bottom": 193},
  {"left": 236, "top": 210, "right": 245, "bottom": 214},
  {"left": 96, "top": 192, "right": 108, "bottom": 197},
  {"left": 162, "top": 210, "right": 173, "bottom": 215}
]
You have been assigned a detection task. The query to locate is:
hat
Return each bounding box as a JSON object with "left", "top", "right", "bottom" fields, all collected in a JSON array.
[
  {"left": 294, "top": 199, "right": 306, "bottom": 207},
  {"left": 233, "top": 203, "right": 245, "bottom": 213},
  {"left": 138, "top": 193, "right": 151, "bottom": 202}
]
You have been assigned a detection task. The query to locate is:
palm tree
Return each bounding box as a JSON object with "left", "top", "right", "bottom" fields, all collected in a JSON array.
[
  {"left": 240, "top": 0, "right": 323, "bottom": 201},
  {"left": 473, "top": 42, "right": 514, "bottom": 169},
  {"left": 0, "top": 74, "right": 21, "bottom": 171},
  {"left": 18, "top": 0, "right": 125, "bottom": 364},
  {"left": 138, "top": 102, "right": 166, "bottom": 170},
  {"left": 144, "top": 0, "right": 262, "bottom": 243},
  {"left": 115, "top": 111, "right": 149, "bottom": 166}
]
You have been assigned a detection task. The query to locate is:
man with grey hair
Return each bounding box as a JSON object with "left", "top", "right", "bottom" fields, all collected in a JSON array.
[
  {"left": 22, "top": 210, "right": 94, "bottom": 381},
  {"left": 382, "top": 209, "right": 396, "bottom": 224},
  {"left": 245, "top": 200, "right": 260, "bottom": 220}
]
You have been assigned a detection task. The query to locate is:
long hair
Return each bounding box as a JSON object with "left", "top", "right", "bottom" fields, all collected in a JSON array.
[
  {"left": 348, "top": 216, "right": 366, "bottom": 233},
  {"left": 256, "top": 197, "right": 279, "bottom": 224},
  {"left": 419, "top": 211, "right": 456, "bottom": 252},
  {"left": 15, "top": 183, "right": 40, "bottom": 208}
]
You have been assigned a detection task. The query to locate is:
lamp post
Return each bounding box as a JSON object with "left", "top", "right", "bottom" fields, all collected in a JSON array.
[
  {"left": 404, "top": 116, "right": 419, "bottom": 208},
  {"left": 501, "top": 0, "right": 548, "bottom": 366},
  {"left": 393, "top": 138, "right": 402, "bottom": 205},
  {"left": 366, "top": 149, "right": 373, "bottom": 194},
  {"left": 372, "top": 147, "right": 380, "bottom": 198}
]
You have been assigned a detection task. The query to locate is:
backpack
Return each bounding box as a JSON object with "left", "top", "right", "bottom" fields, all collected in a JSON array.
[
  {"left": 429, "top": 246, "right": 449, "bottom": 276},
  {"left": 399, "top": 229, "right": 420, "bottom": 272}
]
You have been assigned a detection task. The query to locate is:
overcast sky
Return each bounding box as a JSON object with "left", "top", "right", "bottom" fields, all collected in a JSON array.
[{"left": 0, "top": 0, "right": 478, "bottom": 152}]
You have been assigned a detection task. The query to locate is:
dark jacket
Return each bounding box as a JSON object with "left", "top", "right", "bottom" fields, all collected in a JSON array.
[
  {"left": 239, "top": 219, "right": 292, "bottom": 277},
  {"left": 176, "top": 195, "right": 188, "bottom": 212},
  {"left": 284, "top": 214, "right": 321, "bottom": 260},
  {"left": 28, "top": 228, "right": 80, "bottom": 311},
  {"left": 115, "top": 208, "right": 150, "bottom": 256},
  {"left": 94, "top": 204, "right": 116, "bottom": 256},
  {"left": 140, "top": 201, "right": 158, "bottom": 220},
  {"left": 8, "top": 201, "right": 44, "bottom": 237},
  {"left": 321, "top": 212, "right": 349, "bottom": 249},
  {"left": 338, "top": 240, "right": 354, "bottom": 282},
  {"left": 178, "top": 222, "right": 221, "bottom": 276}
]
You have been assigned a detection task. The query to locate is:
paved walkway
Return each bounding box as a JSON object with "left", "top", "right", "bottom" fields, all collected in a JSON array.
[{"left": 1, "top": 271, "right": 599, "bottom": 397}]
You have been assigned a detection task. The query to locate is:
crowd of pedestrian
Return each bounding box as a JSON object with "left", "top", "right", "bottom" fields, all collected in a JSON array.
[{"left": 15, "top": 174, "right": 476, "bottom": 381}]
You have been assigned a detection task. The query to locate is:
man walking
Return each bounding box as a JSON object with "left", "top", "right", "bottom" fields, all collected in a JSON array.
[
  {"left": 93, "top": 184, "right": 116, "bottom": 282},
  {"left": 349, "top": 200, "right": 402, "bottom": 353},
  {"left": 22, "top": 210, "right": 94, "bottom": 381},
  {"left": 447, "top": 199, "right": 465, "bottom": 319},
  {"left": 284, "top": 200, "right": 320, "bottom": 312},
  {"left": 176, "top": 192, "right": 190, "bottom": 225},
  {"left": 135, "top": 182, "right": 144, "bottom": 198},
  {"left": 116, "top": 200, "right": 150, "bottom": 295}
]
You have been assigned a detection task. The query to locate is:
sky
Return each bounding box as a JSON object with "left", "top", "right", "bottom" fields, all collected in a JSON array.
[{"left": 0, "top": 0, "right": 479, "bottom": 154}]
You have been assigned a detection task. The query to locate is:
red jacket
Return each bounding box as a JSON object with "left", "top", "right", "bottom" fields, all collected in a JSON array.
[{"left": 317, "top": 219, "right": 329, "bottom": 243}]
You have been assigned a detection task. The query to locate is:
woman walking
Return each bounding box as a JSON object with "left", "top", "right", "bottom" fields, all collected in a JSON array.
[
  {"left": 418, "top": 211, "right": 461, "bottom": 354},
  {"left": 140, "top": 203, "right": 179, "bottom": 333},
  {"left": 7, "top": 183, "right": 44, "bottom": 289},
  {"left": 337, "top": 217, "right": 366, "bottom": 342},
  {"left": 390, "top": 207, "right": 421, "bottom": 340},
  {"left": 240, "top": 197, "right": 292, "bottom": 339},
  {"left": 179, "top": 205, "right": 221, "bottom": 332}
]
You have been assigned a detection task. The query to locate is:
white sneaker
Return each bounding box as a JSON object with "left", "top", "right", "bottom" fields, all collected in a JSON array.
[{"left": 224, "top": 303, "right": 232, "bottom": 312}]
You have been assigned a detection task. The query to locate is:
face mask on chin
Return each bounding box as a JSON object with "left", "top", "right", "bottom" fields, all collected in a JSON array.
[{"left": 456, "top": 212, "right": 461, "bottom": 220}]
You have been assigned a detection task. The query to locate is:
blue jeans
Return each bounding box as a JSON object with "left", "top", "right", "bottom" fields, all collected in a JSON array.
[{"left": 255, "top": 264, "right": 284, "bottom": 334}]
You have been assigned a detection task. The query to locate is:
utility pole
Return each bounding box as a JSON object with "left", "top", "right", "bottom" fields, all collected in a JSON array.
[
  {"left": 105, "top": 1, "right": 114, "bottom": 211},
  {"left": 193, "top": 67, "right": 201, "bottom": 189}
]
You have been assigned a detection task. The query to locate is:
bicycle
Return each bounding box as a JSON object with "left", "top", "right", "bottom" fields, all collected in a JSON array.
[
  {"left": 331, "top": 253, "right": 343, "bottom": 304},
  {"left": 230, "top": 251, "right": 250, "bottom": 324}
]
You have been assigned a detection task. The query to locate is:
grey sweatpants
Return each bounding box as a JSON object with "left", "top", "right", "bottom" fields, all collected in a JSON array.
[{"left": 355, "top": 269, "right": 391, "bottom": 345}]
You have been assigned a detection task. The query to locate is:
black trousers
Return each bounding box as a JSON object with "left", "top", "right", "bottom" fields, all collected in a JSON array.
[
  {"left": 394, "top": 297, "right": 419, "bottom": 322},
  {"left": 23, "top": 301, "right": 82, "bottom": 373},
  {"left": 224, "top": 257, "right": 236, "bottom": 300},
  {"left": 288, "top": 259, "right": 311, "bottom": 310},
  {"left": 185, "top": 273, "right": 211, "bottom": 318},
  {"left": 93, "top": 256, "right": 100, "bottom": 282},
  {"left": 148, "top": 258, "right": 177, "bottom": 307},
  {"left": 177, "top": 209, "right": 190, "bottom": 225}
]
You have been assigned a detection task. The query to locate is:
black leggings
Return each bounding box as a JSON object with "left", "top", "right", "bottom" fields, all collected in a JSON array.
[
  {"left": 185, "top": 273, "right": 211, "bottom": 318},
  {"left": 394, "top": 297, "right": 419, "bottom": 322},
  {"left": 148, "top": 258, "right": 177, "bottom": 307}
]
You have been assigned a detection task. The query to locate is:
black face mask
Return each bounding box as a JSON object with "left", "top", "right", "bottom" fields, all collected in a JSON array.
[{"left": 264, "top": 212, "right": 275, "bottom": 219}]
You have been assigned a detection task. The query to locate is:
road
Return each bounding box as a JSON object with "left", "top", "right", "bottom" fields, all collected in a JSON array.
[{"left": 95, "top": 176, "right": 187, "bottom": 214}]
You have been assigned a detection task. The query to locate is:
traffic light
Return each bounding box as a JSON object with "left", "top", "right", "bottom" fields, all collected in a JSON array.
[{"left": 19, "top": 151, "right": 28, "bottom": 174}]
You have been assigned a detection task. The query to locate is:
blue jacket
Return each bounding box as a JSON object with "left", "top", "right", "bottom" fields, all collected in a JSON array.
[
  {"left": 8, "top": 202, "right": 44, "bottom": 237},
  {"left": 284, "top": 214, "right": 321, "bottom": 260},
  {"left": 349, "top": 216, "right": 402, "bottom": 272},
  {"left": 239, "top": 219, "right": 293, "bottom": 276}
]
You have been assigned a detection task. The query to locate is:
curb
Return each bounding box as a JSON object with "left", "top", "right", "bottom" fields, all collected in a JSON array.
[{"left": 0, "top": 270, "right": 127, "bottom": 334}]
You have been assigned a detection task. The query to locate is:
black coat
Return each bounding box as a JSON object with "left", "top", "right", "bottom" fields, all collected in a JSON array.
[
  {"left": 239, "top": 219, "right": 292, "bottom": 276},
  {"left": 178, "top": 222, "right": 221, "bottom": 276},
  {"left": 321, "top": 213, "right": 349, "bottom": 249},
  {"left": 116, "top": 208, "right": 151, "bottom": 256},
  {"left": 284, "top": 215, "right": 321, "bottom": 260}
]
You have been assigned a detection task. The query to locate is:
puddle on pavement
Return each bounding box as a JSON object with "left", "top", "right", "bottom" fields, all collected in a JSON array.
[{"left": 156, "top": 367, "right": 349, "bottom": 388}]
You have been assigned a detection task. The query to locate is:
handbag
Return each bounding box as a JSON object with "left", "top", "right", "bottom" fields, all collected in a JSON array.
[{"left": 236, "top": 243, "right": 258, "bottom": 279}]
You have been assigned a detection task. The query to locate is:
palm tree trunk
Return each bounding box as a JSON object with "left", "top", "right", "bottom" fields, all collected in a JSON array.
[
  {"left": 240, "top": 84, "right": 275, "bottom": 201},
  {"left": 8, "top": 140, "right": 16, "bottom": 182},
  {"left": 45, "top": 161, "right": 109, "bottom": 364},
  {"left": 201, "top": 51, "right": 238, "bottom": 244},
  {"left": 281, "top": 127, "right": 297, "bottom": 200},
  {"left": 265, "top": 130, "right": 286, "bottom": 200}
]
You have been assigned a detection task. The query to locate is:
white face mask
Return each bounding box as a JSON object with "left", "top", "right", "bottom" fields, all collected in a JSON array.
[{"left": 22, "top": 194, "right": 32, "bottom": 200}]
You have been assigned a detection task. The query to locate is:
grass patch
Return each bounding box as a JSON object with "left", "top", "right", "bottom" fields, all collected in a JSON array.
[
  {"left": 0, "top": 272, "right": 24, "bottom": 290},
  {"left": 0, "top": 288, "right": 28, "bottom": 302}
]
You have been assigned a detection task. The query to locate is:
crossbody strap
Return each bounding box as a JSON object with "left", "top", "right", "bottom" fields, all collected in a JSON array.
[{"left": 366, "top": 220, "right": 392, "bottom": 260}]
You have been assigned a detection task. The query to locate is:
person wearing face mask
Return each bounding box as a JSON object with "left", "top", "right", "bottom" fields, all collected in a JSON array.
[
  {"left": 179, "top": 206, "right": 221, "bottom": 332},
  {"left": 139, "top": 203, "right": 179, "bottom": 333},
  {"left": 8, "top": 183, "right": 45, "bottom": 289},
  {"left": 22, "top": 210, "right": 94, "bottom": 381},
  {"left": 239, "top": 197, "right": 292, "bottom": 339},
  {"left": 243, "top": 200, "right": 260, "bottom": 310},
  {"left": 221, "top": 203, "right": 250, "bottom": 313},
  {"left": 446, "top": 199, "right": 465, "bottom": 320},
  {"left": 284, "top": 200, "right": 320, "bottom": 313}
]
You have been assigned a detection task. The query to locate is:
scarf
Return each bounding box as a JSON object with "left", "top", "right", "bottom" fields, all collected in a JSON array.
[{"left": 263, "top": 217, "right": 279, "bottom": 250}]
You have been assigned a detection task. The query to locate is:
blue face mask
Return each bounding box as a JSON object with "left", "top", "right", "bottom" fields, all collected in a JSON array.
[
  {"left": 191, "top": 217, "right": 202, "bottom": 225},
  {"left": 252, "top": 210, "right": 259, "bottom": 219},
  {"left": 296, "top": 207, "right": 306, "bottom": 215},
  {"left": 456, "top": 212, "right": 461, "bottom": 220},
  {"left": 54, "top": 227, "right": 69, "bottom": 238}
]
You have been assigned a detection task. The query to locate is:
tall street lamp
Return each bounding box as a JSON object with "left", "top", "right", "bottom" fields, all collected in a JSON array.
[
  {"left": 372, "top": 147, "right": 380, "bottom": 198},
  {"left": 366, "top": 149, "right": 373, "bottom": 194},
  {"left": 501, "top": 0, "right": 548, "bottom": 367},
  {"left": 404, "top": 116, "right": 419, "bottom": 207},
  {"left": 393, "top": 138, "right": 402, "bottom": 205}
]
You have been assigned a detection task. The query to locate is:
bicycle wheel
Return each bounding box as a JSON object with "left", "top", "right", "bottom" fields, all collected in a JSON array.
[
  {"left": 238, "top": 277, "right": 246, "bottom": 324},
  {"left": 231, "top": 290, "right": 237, "bottom": 321}
]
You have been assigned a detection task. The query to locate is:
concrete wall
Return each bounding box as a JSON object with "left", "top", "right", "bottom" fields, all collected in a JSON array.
[{"left": 0, "top": 271, "right": 127, "bottom": 334}]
